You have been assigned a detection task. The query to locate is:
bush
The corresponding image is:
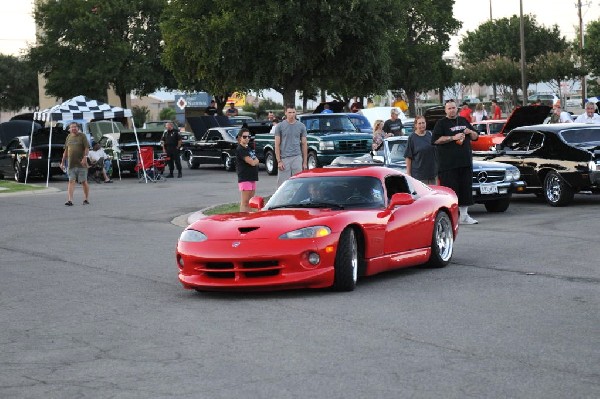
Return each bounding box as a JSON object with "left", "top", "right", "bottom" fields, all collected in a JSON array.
[
  {"left": 159, "top": 107, "right": 177, "bottom": 121},
  {"left": 132, "top": 105, "right": 150, "bottom": 128}
]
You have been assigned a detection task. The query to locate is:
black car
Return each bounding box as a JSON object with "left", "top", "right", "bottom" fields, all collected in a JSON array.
[
  {"left": 117, "top": 130, "right": 166, "bottom": 174},
  {"left": 0, "top": 129, "right": 68, "bottom": 182},
  {"left": 183, "top": 126, "right": 240, "bottom": 171},
  {"left": 481, "top": 123, "right": 600, "bottom": 206},
  {"left": 0, "top": 120, "right": 43, "bottom": 150},
  {"left": 330, "top": 136, "right": 526, "bottom": 212}
]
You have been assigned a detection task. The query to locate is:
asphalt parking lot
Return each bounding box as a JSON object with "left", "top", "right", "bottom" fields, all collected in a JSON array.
[{"left": 1, "top": 167, "right": 598, "bottom": 398}]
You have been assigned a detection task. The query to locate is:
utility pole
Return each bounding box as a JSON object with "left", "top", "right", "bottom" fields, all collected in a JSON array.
[
  {"left": 490, "top": 0, "right": 497, "bottom": 100},
  {"left": 519, "top": 0, "right": 527, "bottom": 106},
  {"left": 577, "top": 0, "right": 586, "bottom": 108}
]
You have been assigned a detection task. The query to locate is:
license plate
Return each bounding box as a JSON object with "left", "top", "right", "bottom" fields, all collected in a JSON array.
[
  {"left": 480, "top": 184, "right": 498, "bottom": 194},
  {"left": 51, "top": 162, "right": 60, "bottom": 167}
]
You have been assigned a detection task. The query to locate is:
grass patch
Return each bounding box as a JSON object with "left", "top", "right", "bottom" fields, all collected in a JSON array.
[
  {"left": 203, "top": 196, "right": 272, "bottom": 216},
  {"left": 203, "top": 202, "right": 240, "bottom": 215},
  {"left": 0, "top": 181, "right": 46, "bottom": 194}
]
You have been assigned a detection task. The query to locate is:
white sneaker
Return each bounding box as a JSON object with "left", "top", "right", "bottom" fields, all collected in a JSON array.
[{"left": 460, "top": 215, "right": 478, "bottom": 225}]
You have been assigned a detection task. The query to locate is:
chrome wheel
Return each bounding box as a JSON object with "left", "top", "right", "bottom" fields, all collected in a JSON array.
[
  {"left": 543, "top": 171, "right": 574, "bottom": 207},
  {"left": 307, "top": 152, "right": 318, "bottom": 169}
]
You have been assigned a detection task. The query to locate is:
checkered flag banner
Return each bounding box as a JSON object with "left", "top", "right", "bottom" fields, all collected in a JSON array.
[{"left": 34, "top": 95, "right": 133, "bottom": 122}]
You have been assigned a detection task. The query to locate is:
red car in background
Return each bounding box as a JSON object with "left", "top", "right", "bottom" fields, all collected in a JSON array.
[
  {"left": 177, "top": 167, "right": 459, "bottom": 292},
  {"left": 471, "top": 119, "right": 507, "bottom": 152}
]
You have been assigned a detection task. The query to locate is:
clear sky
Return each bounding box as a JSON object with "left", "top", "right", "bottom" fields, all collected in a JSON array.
[{"left": 1, "top": 0, "right": 598, "bottom": 56}]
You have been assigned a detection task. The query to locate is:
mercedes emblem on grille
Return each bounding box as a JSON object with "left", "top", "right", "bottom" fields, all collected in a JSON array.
[
  {"left": 477, "top": 171, "right": 489, "bottom": 183},
  {"left": 232, "top": 242, "right": 241, "bottom": 248}
]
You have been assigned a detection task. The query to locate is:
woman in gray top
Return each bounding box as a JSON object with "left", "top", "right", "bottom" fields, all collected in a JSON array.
[{"left": 404, "top": 115, "right": 438, "bottom": 185}]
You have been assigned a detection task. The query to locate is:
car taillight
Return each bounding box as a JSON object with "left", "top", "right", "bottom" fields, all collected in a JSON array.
[{"left": 29, "top": 151, "right": 43, "bottom": 160}]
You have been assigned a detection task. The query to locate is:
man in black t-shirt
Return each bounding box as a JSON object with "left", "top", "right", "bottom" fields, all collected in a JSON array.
[
  {"left": 161, "top": 122, "right": 183, "bottom": 178},
  {"left": 205, "top": 100, "right": 218, "bottom": 116},
  {"left": 383, "top": 108, "right": 404, "bottom": 136},
  {"left": 432, "top": 100, "right": 479, "bottom": 224}
]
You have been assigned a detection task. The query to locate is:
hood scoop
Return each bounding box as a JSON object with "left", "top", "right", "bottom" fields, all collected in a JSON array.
[{"left": 238, "top": 226, "right": 259, "bottom": 234}]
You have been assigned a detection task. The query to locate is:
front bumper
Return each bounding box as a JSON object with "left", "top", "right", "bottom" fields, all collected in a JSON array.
[{"left": 473, "top": 180, "right": 526, "bottom": 202}]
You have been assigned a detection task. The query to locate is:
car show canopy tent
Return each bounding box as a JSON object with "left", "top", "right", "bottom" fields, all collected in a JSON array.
[{"left": 29, "top": 95, "right": 145, "bottom": 185}]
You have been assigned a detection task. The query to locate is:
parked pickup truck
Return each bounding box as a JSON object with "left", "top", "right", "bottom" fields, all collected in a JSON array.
[{"left": 253, "top": 113, "right": 373, "bottom": 175}]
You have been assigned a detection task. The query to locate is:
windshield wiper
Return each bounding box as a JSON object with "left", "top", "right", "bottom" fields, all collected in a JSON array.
[{"left": 269, "top": 202, "right": 344, "bottom": 210}]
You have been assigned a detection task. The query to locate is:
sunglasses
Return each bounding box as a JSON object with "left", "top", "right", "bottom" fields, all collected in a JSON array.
[
  {"left": 241, "top": 135, "right": 250, "bottom": 139},
  {"left": 445, "top": 99, "right": 455, "bottom": 104}
]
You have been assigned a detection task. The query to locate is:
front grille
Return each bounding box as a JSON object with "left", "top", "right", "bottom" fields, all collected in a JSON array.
[
  {"left": 473, "top": 170, "right": 505, "bottom": 184},
  {"left": 201, "top": 260, "right": 281, "bottom": 279},
  {"left": 337, "top": 140, "right": 370, "bottom": 153}
]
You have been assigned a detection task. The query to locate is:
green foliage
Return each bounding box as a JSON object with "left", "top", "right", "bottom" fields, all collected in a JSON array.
[
  {"left": 388, "top": 0, "right": 461, "bottom": 116},
  {"left": 29, "top": 0, "right": 174, "bottom": 107},
  {"left": 159, "top": 107, "right": 176, "bottom": 121},
  {"left": 459, "top": 15, "right": 568, "bottom": 65},
  {"left": 584, "top": 19, "right": 600, "bottom": 80},
  {"left": 161, "top": 0, "right": 397, "bottom": 107},
  {"left": 132, "top": 105, "right": 150, "bottom": 128},
  {"left": 0, "top": 55, "right": 39, "bottom": 111},
  {"left": 529, "top": 50, "right": 585, "bottom": 97},
  {"left": 242, "top": 98, "right": 283, "bottom": 119}
]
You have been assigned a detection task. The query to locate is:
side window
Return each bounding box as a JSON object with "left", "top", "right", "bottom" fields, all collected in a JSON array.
[
  {"left": 7, "top": 140, "right": 22, "bottom": 151},
  {"left": 528, "top": 132, "right": 544, "bottom": 151},
  {"left": 384, "top": 175, "right": 412, "bottom": 200},
  {"left": 502, "top": 131, "right": 534, "bottom": 152},
  {"left": 207, "top": 131, "right": 221, "bottom": 141}
]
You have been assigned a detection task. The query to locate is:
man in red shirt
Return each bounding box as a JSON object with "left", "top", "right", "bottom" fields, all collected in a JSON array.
[
  {"left": 458, "top": 102, "right": 473, "bottom": 123},
  {"left": 491, "top": 99, "right": 502, "bottom": 119}
]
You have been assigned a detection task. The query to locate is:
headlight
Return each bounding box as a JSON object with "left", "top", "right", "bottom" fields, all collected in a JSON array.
[
  {"left": 505, "top": 167, "right": 520, "bottom": 181},
  {"left": 179, "top": 229, "right": 207, "bottom": 242},
  {"left": 589, "top": 160, "right": 598, "bottom": 172},
  {"left": 319, "top": 141, "right": 335, "bottom": 151},
  {"left": 279, "top": 226, "right": 331, "bottom": 239}
]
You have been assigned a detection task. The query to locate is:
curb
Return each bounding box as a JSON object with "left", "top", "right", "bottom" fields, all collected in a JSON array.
[
  {"left": 171, "top": 209, "right": 207, "bottom": 228},
  {"left": 0, "top": 186, "right": 61, "bottom": 197}
]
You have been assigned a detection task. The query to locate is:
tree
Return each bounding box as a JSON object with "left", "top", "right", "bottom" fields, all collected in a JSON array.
[
  {"left": 584, "top": 19, "right": 600, "bottom": 84},
  {"left": 388, "top": 0, "right": 461, "bottom": 116},
  {"left": 458, "top": 14, "right": 568, "bottom": 100},
  {"left": 529, "top": 49, "right": 585, "bottom": 100},
  {"left": 29, "top": 0, "right": 173, "bottom": 108},
  {"left": 0, "top": 55, "right": 39, "bottom": 112},
  {"left": 161, "top": 0, "right": 396, "bottom": 107},
  {"left": 159, "top": 107, "right": 176, "bottom": 122},
  {"left": 461, "top": 55, "right": 522, "bottom": 104}
]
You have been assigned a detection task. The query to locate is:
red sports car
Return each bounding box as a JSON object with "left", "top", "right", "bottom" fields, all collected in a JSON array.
[{"left": 176, "top": 167, "right": 459, "bottom": 292}]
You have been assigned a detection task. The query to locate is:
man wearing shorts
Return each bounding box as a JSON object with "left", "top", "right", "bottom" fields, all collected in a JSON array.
[
  {"left": 432, "top": 100, "right": 479, "bottom": 224},
  {"left": 274, "top": 105, "right": 308, "bottom": 186},
  {"left": 60, "top": 122, "right": 90, "bottom": 206}
]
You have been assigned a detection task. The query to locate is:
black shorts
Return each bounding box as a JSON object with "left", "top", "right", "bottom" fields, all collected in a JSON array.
[{"left": 438, "top": 166, "right": 473, "bottom": 206}]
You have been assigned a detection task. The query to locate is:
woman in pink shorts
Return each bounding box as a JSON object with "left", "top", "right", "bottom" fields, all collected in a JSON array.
[{"left": 235, "top": 128, "right": 260, "bottom": 212}]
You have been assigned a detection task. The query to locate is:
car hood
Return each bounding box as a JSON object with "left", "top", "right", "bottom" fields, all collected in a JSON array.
[
  {"left": 501, "top": 105, "right": 551, "bottom": 134},
  {"left": 188, "top": 209, "right": 349, "bottom": 239},
  {"left": 309, "top": 132, "right": 371, "bottom": 139},
  {"left": 473, "top": 160, "right": 516, "bottom": 170}
]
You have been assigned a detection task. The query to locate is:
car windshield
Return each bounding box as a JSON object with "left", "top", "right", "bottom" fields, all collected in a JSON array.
[
  {"left": 302, "top": 116, "right": 359, "bottom": 133},
  {"left": 560, "top": 128, "right": 600, "bottom": 145},
  {"left": 224, "top": 128, "right": 240, "bottom": 140},
  {"left": 387, "top": 141, "right": 408, "bottom": 164},
  {"left": 265, "top": 176, "right": 385, "bottom": 209}
]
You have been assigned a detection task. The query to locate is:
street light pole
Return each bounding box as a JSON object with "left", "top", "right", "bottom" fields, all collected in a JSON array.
[{"left": 519, "top": 0, "right": 527, "bottom": 106}]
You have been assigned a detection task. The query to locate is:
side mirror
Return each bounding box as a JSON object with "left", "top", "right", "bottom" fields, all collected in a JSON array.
[
  {"left": 249, "top": 196, "right": 264, "bottom": 210},
  {"left": 389, "top": 192, "right": 415, "bottom": 207}
]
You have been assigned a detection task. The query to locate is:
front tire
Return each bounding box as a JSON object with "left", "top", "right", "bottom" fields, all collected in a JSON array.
[
  {"left": 265, "top": 150, "right": 277, "bottom": 175},
  {"left": 332, "top": 228, "right": 358, "bottom": 291},
  {"left": 14, "top": 161, "right": 25, "bottom": 182},
  {"left": 484, "top": 197, "right": 511, "bottom": 212},
  {"left": 427, "top": 211, "right": 453, "bottom": 268},
  {"left": 307, "top": 151, "right": 319, "bottom": 169},
  {"left": 543, "top": 171, "right": 574, "bottom": 207}
]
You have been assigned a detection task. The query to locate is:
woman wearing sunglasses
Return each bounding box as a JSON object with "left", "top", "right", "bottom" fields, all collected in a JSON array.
[{"left": 236, "top": 128, "right": 260, "bottom": 212}]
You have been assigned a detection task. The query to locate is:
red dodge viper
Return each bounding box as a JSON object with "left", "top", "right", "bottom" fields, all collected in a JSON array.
[{"left": 176, "top": 167, "right": 459, "bottom": 292}]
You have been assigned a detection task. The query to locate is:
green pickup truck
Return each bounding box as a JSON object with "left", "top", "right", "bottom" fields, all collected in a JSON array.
[{"left": 253, "top": 113, "right": 373, "bottom": 175}]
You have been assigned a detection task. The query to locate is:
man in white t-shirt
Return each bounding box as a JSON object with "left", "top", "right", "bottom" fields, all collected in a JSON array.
[
  {"left": 88, "top": 142, "right": 113, "bottom": 183},
  {"left": 574, "top": 102, "right": 600, "bottom": 124}
]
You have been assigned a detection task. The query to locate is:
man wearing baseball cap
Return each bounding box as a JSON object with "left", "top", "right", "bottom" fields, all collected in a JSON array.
[{"left": 383, "top": 108, "right": 404, "bottom": 136}]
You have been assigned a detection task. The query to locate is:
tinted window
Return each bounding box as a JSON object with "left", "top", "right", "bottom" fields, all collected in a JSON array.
[
  {"left": 529, "top": 132, "right": 544, "bottom": 151},
  {"left": 560, "top": 128, "right": 600, "bottom": 144},
  {"left": 301, "top": 116, "right": 358, "bottom": 132}
]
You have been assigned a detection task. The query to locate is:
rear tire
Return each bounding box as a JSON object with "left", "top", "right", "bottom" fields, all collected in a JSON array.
[
  {"left": 543, "top": 171, "right": 574, "bottom": 207},
  {"left": 265, "top": 150, "right": 277, "bottom": 175},
  {"left": 223, "top": 153, "right": 235, "bottom": 171},
  {"left": 332, "top": 228, "right": 358, "bottom": 291},
  {"left": 484, "top": 197, "right": 511, "bottom": 212},
  {"left": 427, "top": 211, "right": 453, "bottom": 268}
]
